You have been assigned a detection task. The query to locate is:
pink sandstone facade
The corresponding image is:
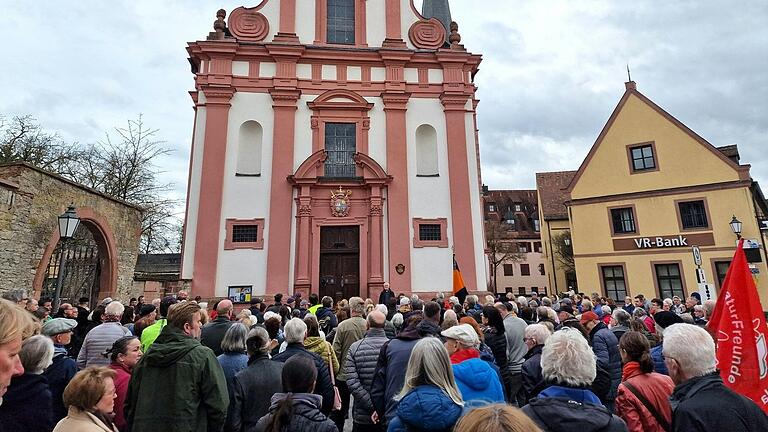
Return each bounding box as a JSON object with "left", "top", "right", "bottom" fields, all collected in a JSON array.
[{"left": 181, "top": 0, "right": 487, "bottom": 302}]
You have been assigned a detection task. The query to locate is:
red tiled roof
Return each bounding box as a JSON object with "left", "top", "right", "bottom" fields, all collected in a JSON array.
[{"left": 536, "top": 171, "right": 576, "bottom": 220}]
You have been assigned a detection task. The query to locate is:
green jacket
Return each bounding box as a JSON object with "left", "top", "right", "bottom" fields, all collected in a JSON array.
[
  {"left": 126, "top": 325, "right": 229, "bottom": 432},
  {"left": 140, "top": 318, "right": 166, "bottom": 352}
]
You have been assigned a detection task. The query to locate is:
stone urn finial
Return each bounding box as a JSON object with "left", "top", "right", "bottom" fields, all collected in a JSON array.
[
  {"left": 207, "top": 9, "right": 227, "bottom": 40},
  {"left": 449, "top": 21, "right": 462, "bottom": 48}
]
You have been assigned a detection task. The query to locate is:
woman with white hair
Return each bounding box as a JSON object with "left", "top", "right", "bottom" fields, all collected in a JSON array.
[
  {"left": 521, "top": 323, "right": 550, "bottom": 403},
  {"left": 521, "top": 328, "right": 626, "bottom": 432},
  {"left": 0, "top": 334, "right": 56, "bottom": 432},
  {"left": 388, "top": 337, "right": 464, "bottom": 432},
  {"left": 441, "top": 324, "right": 504, "bottom": 404}
]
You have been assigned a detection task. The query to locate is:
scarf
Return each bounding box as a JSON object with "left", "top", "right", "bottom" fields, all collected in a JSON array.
[
  {"left": 450, "top": 348, "right": 480, "bottom": 364},
  {"left": 621, "top": 361, "right": 643, "bottom": 382}
]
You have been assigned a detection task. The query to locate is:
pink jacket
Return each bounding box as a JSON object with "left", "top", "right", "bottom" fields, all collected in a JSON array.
[
  {"left": 108, "top": 362, "right": 132, "bottom": 432},
  {"left": 615, "top": 369, "right": 674, "bottom": 432}
]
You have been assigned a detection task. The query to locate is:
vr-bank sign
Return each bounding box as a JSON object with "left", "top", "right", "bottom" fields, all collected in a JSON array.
[
  {"left": 612, "top": 233, "right": 715, "bottom": 251},
  {"left": 634, "top": 235, "right": 688, "bottom": 249}
]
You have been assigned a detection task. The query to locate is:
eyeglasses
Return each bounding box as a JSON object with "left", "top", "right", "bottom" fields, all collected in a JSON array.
[{"left": 662, "top": 353, "right": 677, "bottom": 363}]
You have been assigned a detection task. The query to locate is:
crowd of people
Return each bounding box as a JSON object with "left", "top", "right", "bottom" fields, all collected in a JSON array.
[{"left": 1, "top": 286, "right": 767, "bottom": 432}]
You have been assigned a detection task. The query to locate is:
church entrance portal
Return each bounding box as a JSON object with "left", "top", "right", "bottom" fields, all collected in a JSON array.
[{"left": 319, "top": 226, "right": 360, "bottom": 301}]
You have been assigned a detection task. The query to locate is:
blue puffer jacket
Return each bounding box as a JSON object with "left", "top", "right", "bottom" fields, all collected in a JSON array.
[
  {"left": 589, "top": 322, "right": 622, "bottom": 402},
  {"left": 387, "top": 385, "right": 463, "bottom": 432},
  {"left": 650, "top": 344, "right": 668, "bottom": 375},
  {"left": 452, "top": 357, "right": 505, "bottom": 404}
]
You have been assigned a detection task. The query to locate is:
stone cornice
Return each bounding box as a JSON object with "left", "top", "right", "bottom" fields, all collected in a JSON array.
[{"left": 201, "top": 86, "right": 235, "bottom": 106}]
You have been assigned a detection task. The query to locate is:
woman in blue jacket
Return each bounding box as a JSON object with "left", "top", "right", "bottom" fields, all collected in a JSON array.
[
  {"left": 388, "top": 337, "right": 464, "bottom": 432},
  {"left": 442, "top": 324, "right": 505, "bottom": 404}
]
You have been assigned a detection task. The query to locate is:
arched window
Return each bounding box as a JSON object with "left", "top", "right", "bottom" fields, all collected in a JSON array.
[
  {"left": 236, "top": 121, "right": 262, "bottom": 176},
  {"left": 415, "top": 124, "right": 439, "bottom": 176}
]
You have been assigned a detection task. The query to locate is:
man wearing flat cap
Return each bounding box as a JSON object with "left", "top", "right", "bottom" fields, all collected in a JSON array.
[
  {"left": 441, "top": 324, "right": 505, "bottom": 403},
  {"left": 41, "top": 318, "right": 78, "bottom": 423}
]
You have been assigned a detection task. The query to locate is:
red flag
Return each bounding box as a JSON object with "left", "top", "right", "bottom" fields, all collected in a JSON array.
[{"left": 708, "top": 239, "right": 768, "bottom": 412}]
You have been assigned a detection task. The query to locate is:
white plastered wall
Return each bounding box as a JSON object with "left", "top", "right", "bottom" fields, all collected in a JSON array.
[
  {"left": 294, "top": 95, "right": 315, "bottom": 171},
  {"left": 296, "top": 2, "right": 316, "bottom": 45},
  {"left": 366, "top": 97, "right": 387, "bottom": 170},
  {"left": 464, "top": 100, "right": 487, "bottom": 292},
  {"left": 216, "top": 92, "right": 276, "bottom": 296},
  {"left": 406, "top": 98, "right": 453, "bottom": 293},
  {"left": 401, "top": 0, "right": 421, "bottom": 50},
  {"left": 366, "top": 0, "right": 387, "bottom": 47},
  {"left": 181, "top": 92, "right": 207, "bottom": 279},
  {"left": 261, "top": 1, "right": 280, "bottom": 42}
]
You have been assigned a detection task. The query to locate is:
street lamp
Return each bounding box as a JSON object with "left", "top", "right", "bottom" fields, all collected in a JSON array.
[
  {"left": 53, "top": 205, "right": 80, "bottom": 311},
  {"left": 729, "top": 215, "right": 742, "bottom": 240}
]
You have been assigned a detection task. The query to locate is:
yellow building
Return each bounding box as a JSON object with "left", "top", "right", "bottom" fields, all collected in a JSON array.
[{"left": 539, "top": 81, "right": 768, "bottom": 309}]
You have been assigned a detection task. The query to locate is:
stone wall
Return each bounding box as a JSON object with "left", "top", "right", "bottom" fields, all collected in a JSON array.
[{"left": 0, "top": 163, "right": 142, "bottom": 302}]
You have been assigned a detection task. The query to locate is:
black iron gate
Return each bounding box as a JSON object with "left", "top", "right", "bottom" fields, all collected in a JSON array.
[{"left": 42, "top": 225, "right": 101, "bottom": 308}]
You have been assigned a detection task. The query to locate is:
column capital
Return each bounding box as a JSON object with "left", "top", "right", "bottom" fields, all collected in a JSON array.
[
  {"left": 440, "top": 92, "right": 470, "bottom": 111},
  {"left": 201, "top": 86, "right": 235, "bottom": 106},
  {"left": 269, "top": 88, "right": 301, "bottom": 107},
  {"left": 382, "top": 92, "right": 411, "bottom": 110}
]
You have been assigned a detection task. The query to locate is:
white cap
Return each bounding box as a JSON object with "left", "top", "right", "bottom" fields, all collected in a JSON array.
[
  {"left": 399, "top": 297, "right": 411, "bottom": 306},
  {"left": 441, "top": 324, "right": 479, "bottom": 347}
]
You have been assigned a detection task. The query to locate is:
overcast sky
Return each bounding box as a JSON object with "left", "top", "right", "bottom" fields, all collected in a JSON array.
[{"left": 1, "top": 1, "right": 766, "bottom": 206}]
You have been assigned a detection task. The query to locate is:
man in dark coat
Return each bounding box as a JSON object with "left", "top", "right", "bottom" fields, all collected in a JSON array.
[
  {"left": 378, "top": 282, "right": 394, "bottom": 307},
  {"left": 40, "top": 318, "right": 78, "bottom": 423},
  {"left": 581, "top": 311, "right": 621, "bottom": 412},
  {"left": 201, "top": 299, "right": 234, "bottom": 356},
  {"left": 521, "top": 323, "right": 549, "bottom": 403},
  {"left": 126, "top": 302, "right": 229, "bottom": 432},
  {"left": 370, "top": 315, "right": 436, "bottom": 424},
  {"left": 344, "top": 310, "right": 389, "bottom": 430},
  {"left": 227, "top": 326, "right": 283, "bottom": 432},
  {"left": 271, "top": 317, "right": 335, "bottom": 415},
  {"left": 663, "top": 323, "right": 768, "bottom": 432},
  {"left": 315, "top": 296, "right": 338, "bottom": 335},
  {"left": 266, "top": 293, "right": 284, "bottom": 313},
  {"left": 248, "top": 298, "right": 264, "bottom": 324}
]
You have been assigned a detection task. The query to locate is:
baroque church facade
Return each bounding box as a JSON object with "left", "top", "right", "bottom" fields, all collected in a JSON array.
[{"left": 181, "top": 0, "right": 486, "bottom": 301}]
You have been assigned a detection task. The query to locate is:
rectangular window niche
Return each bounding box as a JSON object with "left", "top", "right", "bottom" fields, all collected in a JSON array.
[
  {"left": 412, "top": 218, "right": 448, "bottom": 248},
  {"left": 224, "top": 218, "right": 265, "bottom": 250}
]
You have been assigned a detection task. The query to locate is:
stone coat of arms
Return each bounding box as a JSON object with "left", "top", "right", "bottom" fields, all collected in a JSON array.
[{"left": 330, "top": 187, "right": 352, "bottom": 217}]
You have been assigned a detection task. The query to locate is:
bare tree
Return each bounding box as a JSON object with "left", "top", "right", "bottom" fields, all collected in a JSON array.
[
  {"left": 1, "top": 113, "right": 182, "bottom": 253},
  {"left": 0, "top": 115, "right": 82, "bottom": 173},
  {"left": 73, "top": 115, "right": 182, "bottom": 253},
  {"left": 485, "top": 221, "right": 526, "bottom": 293}
]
